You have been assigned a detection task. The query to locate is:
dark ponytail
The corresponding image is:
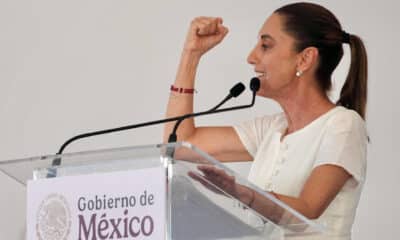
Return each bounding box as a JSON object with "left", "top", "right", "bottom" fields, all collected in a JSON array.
[
  {"left": 337, "top": 34, "right": 368, "bottom": 119},
  {"left": 275, "top": 2, "right": 368, "bottom": 119}
]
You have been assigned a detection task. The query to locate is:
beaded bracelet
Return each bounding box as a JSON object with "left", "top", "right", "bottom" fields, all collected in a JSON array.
[{"left": 170, "top": 84, "right": 197, "bottom": 94}]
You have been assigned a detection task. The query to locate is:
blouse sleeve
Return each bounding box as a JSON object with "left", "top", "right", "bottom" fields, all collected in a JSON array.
[
  {"left": 233, "top": 116, "right": 274, "bottom": 157},
  {"left": 313, "top": 110, "right": 368, "bottom": 185}
]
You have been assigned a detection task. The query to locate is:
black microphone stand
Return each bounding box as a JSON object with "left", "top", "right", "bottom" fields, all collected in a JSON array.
[
  {"left": 48, "top": 78, "right": 259, "bottom": 177},
  {"left": 51, "top": 82, "right": 249, "bottom": 165}
]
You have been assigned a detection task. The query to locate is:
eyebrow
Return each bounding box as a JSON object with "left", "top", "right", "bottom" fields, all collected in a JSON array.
[{"left": 260, "top": 34, "right": 274, "bottom": 41}]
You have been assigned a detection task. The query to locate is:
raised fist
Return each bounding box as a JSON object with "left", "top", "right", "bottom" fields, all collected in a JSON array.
[{"left": 183, "top": 17, "right": 229, "bottom": 56}]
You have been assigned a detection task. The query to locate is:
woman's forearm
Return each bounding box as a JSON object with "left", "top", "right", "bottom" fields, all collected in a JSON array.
[
  {"left": 163, "top": 17, "right": 228, "bottom": 143},
  {"left": 163, "top": 50, "right": 202, "bottom": 143},
  {"left": 247, "top": 190, "right": 318, "bottom": 222}
]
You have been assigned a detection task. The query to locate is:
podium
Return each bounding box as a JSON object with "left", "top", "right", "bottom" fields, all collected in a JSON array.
[{"left": 0, "top": 142, "right": 325, "bottom": 239}]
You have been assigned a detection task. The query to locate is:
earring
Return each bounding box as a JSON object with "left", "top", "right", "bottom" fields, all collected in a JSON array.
[{"left": 296, "top": 70, "right": 303, "bottom": 77}]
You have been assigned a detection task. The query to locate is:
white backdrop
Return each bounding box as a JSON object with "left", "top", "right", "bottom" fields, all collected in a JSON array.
[{"left": 1, "top": 0, "right": 399, "bottom": 239}]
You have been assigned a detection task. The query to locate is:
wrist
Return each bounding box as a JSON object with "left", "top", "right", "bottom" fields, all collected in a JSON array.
[
  {"left": 237, "top": 186, "right": 255, "bottom": 207},
  {"left": 181, "top": 48, "right": 203, "bottom": 60},
  {"left": 170, "top": 84, "right": 197, "bottom": 94},
  {"left": 247, "top": 189, "right": 255, "bottom": 207}
]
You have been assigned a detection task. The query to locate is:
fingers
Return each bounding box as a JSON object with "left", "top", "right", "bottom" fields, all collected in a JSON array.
[
  {"left": 197, "top": 165, "right": 235, "bottom": 182},
  {"left": 184, "top": 16, "right": 229, "bottom": 54},
  {"left": 191, "top": 17, "right": 227, "bottom": 36},
  {"left": 188, "top": 171, "right": 224, "bottom": 195},
  {"left": 196, "top": 17, "right": 219, "bottom": 35}
]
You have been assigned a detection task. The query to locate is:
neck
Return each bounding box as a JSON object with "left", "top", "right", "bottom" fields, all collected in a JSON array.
[{"left": 275, "top": 83, "right": 335, "bottom": 135}]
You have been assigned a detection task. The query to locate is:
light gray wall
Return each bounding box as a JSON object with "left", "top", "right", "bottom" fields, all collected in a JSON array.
[{"left": 0, "top": 0, "right": 398, "bottom": 239}]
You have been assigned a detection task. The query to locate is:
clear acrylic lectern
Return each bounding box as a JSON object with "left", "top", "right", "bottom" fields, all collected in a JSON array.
[{"left": 0, "top": 142, "right": 325, "bottom": 239}]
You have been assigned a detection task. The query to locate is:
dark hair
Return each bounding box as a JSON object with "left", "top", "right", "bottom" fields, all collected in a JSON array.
[{"left": 275, "top": 2, "right": 368, "bottom": 119}]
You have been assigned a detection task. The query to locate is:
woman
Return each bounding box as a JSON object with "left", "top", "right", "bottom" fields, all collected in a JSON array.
[{"left": 164, "top": 2, "right": 368, "bottom": 239}]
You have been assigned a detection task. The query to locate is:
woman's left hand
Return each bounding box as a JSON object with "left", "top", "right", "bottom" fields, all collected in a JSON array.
[{"left": 189, "top": 165, "right": 253, "bottom": 205}]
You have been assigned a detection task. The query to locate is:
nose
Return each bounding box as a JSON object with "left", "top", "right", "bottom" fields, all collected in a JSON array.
[{"left": 247, "top": 45, "right": 258, "bottom": 65}]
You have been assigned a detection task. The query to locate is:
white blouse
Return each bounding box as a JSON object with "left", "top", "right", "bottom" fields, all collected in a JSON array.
[{"left": 234, "top": 106, "right": 368, "bottom": 240}]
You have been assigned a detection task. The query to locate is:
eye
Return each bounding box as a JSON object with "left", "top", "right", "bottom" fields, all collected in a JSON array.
[{"left": 261, "top": 44, "right": 270, "bottom": 50}]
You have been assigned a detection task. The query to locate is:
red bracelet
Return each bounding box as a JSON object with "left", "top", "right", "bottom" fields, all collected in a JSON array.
[{"left": 170, "top": 85, "right": 196, "bottom": 94}]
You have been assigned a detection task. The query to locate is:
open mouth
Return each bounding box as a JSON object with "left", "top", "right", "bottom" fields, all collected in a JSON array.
[{"left": 255, "top": 72, "right": 266, "bottom": 79}]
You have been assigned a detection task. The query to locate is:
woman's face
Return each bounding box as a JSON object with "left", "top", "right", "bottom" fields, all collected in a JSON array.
[{"left": 247, "top": 13, "right": 300, "bottom": 99}]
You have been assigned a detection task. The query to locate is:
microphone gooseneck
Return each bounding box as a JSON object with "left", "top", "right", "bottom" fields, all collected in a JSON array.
[
  {"left": 51, "top": 78, "right": 260, "bottom": 171},
  {"left": 167, "top": 78, "right": 260, "bottom": 144},
  {"left": 208, "top": 83, "right": 245, "bottom": 112}
]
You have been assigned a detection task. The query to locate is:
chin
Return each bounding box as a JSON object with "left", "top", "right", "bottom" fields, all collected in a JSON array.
[{"left": 257, "top": 90, "right": 272, "bottom": 99}]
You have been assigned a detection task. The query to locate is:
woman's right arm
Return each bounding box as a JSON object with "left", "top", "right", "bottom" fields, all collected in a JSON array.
[{"left": 163, "top": 17, "right": 252, "bottom": 162}]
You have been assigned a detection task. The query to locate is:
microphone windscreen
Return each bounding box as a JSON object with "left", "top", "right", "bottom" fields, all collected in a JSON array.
[
  {"left": 250, "top": 77, "right": 260, "bottom": 92},
  {"left": 230, "top": 83, "right": 246, "bottom": 97}
]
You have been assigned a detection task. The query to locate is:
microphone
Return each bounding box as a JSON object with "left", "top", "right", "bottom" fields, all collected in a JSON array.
[
  {"left": 167, "top": 77, "right": 260, "bottom": 145},
  {"left": 208, "top": 82, "right": 245, "bottom": 111},
  {"left": 49, "top": 79, "right": 257, "bottom": 170},
  {"left": 167, "top": 82, "right": 245, "bottom": 144},
  {"left": 250, "top": 76, "right": 260, "bottom": 92}
]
